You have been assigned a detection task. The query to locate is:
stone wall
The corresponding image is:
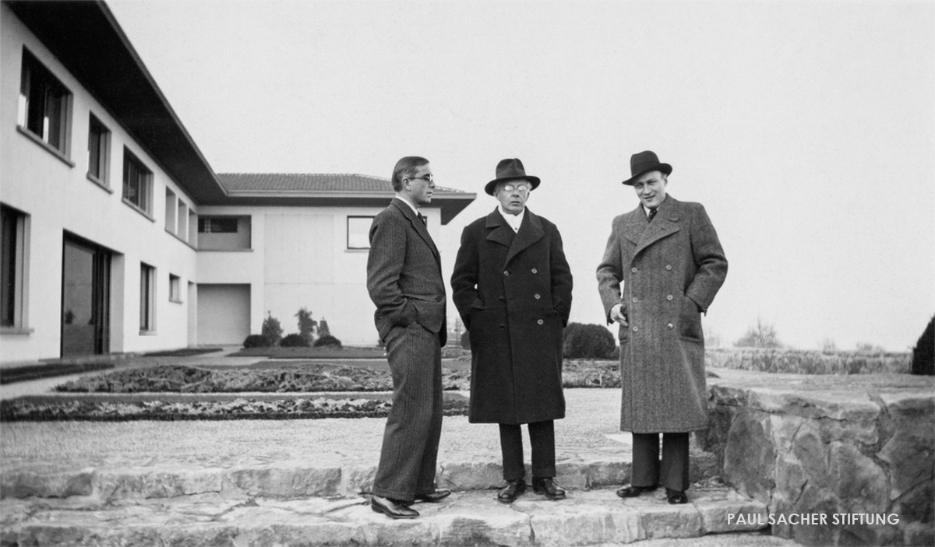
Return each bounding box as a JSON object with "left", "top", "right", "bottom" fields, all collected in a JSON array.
[{"left": 698, "top": 369, "right": 934, "bottom": 546}]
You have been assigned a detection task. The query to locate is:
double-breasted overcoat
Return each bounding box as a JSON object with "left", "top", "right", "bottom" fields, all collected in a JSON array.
[
  {"left": 452, "top": 208, "right": 573, "bottom": 424},
  {"left": 596, "top": 195, "right": 727, "bottom": 433}
]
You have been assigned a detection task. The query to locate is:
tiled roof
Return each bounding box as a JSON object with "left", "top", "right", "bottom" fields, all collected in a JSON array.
[{"left": 217, "top": 173, "right": 465, "bottom": 195}]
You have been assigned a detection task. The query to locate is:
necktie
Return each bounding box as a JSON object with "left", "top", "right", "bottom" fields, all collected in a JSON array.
[
  {"left": 647, "top": 208, "right": 657, "bottom": 222},
  {"left": 417, "top": 213, "right": 426, "bottom": 225}
]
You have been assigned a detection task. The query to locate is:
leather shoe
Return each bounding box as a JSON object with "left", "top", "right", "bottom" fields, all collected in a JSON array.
[
  {"left": 532, "top": 477, "right": 566, "bottom": 500},
  {"left": 371, "top": 495, "right": 419, "bottom": 519},
  {"left": 666, "top": 488, "right": 688, "bottom": 504},
  {"left": 414, "top": 489, "right": 451, "bottom": 503},
  {"left": 616, "top": 484, "right": 659, "bottom": 498},
  {"left": 497, "top": 479, "right": 526, "bottom": 503}
]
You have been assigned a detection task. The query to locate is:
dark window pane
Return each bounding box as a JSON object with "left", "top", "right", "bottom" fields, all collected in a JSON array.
[{"left": 1, "top": 207, "right": 17, "bottom": 327}]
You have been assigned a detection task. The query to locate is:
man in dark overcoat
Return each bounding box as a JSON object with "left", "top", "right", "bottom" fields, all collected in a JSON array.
[
  {"left": 596, "top": 151, "right": 727, "bottom": 504},
  {"left": 452, "top": 158, "right": 573, "bottom": 503},
  {"left": 366, "top": 156, "right": 450, "bottom": 519}
]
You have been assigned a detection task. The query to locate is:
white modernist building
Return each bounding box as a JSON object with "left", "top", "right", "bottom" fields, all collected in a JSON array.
[{"left": 0, "top": 1, "right": 474, "bottom": 365}]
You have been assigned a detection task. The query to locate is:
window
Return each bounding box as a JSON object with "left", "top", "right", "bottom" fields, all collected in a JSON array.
[
  {"left": 18, "top": 49, "right": 71, "bottom": 155},
  {"left": 140, "top": 263, "right": 155, "bottom": 331},
  {"left": 1, "top": 205, "right": 28, "bottom": 329},
  {"left": 169, "top": 274, "right": 181, "bottom": 303},
  {"left": 165, "top": 188, "right": 177, "bottom": 232},
  {"left": 198, "top": 218, "right": 238, "bottom": 233},
  {"left": 347, "top": 216, "right": 374, "bottom": 250},
  {"left": 87, "top": 115, "right": 110, "bottom": 184},
  {"left": 178, "top": 202, "right": 189, "bottom": 242},
  {"left": 123, "top": 149, "right": 152, "bottom": 214}
]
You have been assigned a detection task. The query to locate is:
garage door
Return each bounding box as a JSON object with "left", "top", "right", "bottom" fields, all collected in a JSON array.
[{"left": 197, "top": 284, "right": 250, "bottom": 345}]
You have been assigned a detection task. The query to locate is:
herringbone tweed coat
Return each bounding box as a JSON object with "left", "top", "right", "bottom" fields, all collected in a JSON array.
[
  {"left": 596, "top": 195, "right": 727, "bottom": 433},
  {"left": 452, "top": 208, "right": 573, "bottom": 424},
  {"left": 367, "top": 198, "right": 447, "bottom": 346}
]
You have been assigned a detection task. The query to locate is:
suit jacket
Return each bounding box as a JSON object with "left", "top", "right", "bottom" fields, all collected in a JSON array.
[
  {"left": 596, "top": 194, "right": 727, "bottom": 432},
  {"left": 367, "top": 198, "right": 447, "bottom": 345},
  {"left": 452, "top": 207, "right": 572, "bottom": 424}
]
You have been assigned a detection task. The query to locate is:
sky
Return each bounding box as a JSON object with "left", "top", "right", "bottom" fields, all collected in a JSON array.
[{"left": 107, "top": 0, "right": 935, "bottom": 352}]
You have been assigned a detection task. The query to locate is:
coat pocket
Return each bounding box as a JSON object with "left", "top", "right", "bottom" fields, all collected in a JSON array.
[{"left": 678, "top": 296, "right": 703, "bottom": 342}]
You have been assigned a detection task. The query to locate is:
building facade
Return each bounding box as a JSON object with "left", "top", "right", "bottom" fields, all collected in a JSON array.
[{"left": 0, "top": 1, "right": 473, "bottom": 364}]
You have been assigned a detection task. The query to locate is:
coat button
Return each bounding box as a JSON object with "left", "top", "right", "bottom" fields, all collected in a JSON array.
[
  {"left": 632, "top": 297, "right": 638, "bottom": 303},
  {"left": 665, "top": 265, "right": 672, "bottom": 271},
  {"left": 531, "top": 268, "right": 538, "bottom": 274},
  {"left": 499, "top": 324, "right": 505, "bottom": 330},
  {"left": 534, "top": 294, "right": 541, "bottom": 300},
  {"left": 537, "top": 319, "right": 544, "bottom": 325},
  {"left": 667, "top": 323, "right": 674, "bottom": 329},
  {"left": 498, "top": 296, "right": 505, "bottom": 302},
  {"left": 631, "top": 267, "right": 638, "bottom": 273},
  {"left": 632, "top": 326, "right": 639, "bottom": 332},
  {"left": 667, "top": 295, "right": 673, "bottom": 301},
  {"left": 503, "top": 271, "right": 509, "bottom": 276}
]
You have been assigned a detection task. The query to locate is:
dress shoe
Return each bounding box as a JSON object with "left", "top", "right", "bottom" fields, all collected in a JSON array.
[
  {"left": 616, "top": 484, "right": 659, "bottom": 498},
  {"left": 414, "top": 489, "right": 451, "bottom": 503},
  {"left": 532, "top": 477, "right": 566, "bottom": 500},
  {"left": 371, "top": 495, "right": 419, "bottom": 519},
  {"left": 666, "top": 488, "right": 688, "bottom": 504},
  {"left": 497, "top": 479, "right": 526, "bottom": 504}
]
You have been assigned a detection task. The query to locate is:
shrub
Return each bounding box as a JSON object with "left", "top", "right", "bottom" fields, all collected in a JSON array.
[
  {"left": 563, "top": 322, "right": 616, "bottom": 359},
  {"left": 318, "top": 318, "right": 331, "bottom": 338},
  {"left": 243, "top": 334, "right": 270, "bottom": 348},
  {"left": 280, "top": 333, "right": 309, "bottom": 347},
  {"left": 461, "top": 330, "right": 471, "bottom": 349},
  {"left": 262, "top": 313, "right": 283, "bottom": 346},
  {"left": 734, "top": 318, "right": 783, "bottom": 348},
  {"left": 911, "top": 315, "right": 934, "bottom": 376},
  {"left": 314, "top": 335, "right": 342, "bottom": 348},
  {"left": 295, "top": 307, "right": 318, "bottom": 345}
]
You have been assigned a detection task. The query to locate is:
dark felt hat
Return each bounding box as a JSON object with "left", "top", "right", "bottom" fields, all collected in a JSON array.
[
  {"left": 484, "top": 158, "right": 541, "bottom": 195},
  {"left": 622, "top": 150, "right": 672, "bottom": 186}
]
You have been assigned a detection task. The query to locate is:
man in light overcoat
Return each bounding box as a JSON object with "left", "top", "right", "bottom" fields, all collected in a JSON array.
[
  {"left": 596, "top": 150, "right": 727, "bottom": 504},
  {"left": 366, "top": 156, "right": 450, "bottom": 519},
  {"left": 452, "top": 158, "right": 573, "bottom": 503}
]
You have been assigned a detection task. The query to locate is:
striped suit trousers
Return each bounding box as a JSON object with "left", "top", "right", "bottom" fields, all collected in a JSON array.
[{"left": 371, "top": 322, "right": 443, "bottom": 502}]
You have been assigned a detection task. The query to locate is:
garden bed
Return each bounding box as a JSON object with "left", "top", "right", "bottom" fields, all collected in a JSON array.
[
  {"left": 0, "top": 392, "right": 469, "bottom": 422},
  {"left": 0, "top": 362, "right": 114, "bottom": 385}
]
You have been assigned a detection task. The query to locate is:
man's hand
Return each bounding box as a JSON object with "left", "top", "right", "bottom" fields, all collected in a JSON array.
[{"left": 610, "top": 304, "right": 628, "bottom": 326}]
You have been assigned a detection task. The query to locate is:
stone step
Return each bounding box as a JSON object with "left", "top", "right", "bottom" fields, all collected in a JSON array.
[
  {"left": 0, "top": 486, "right": 768, "bottom": 546},
  {"left": 0, "top": 450, "right": 720, "bottom": 502}
]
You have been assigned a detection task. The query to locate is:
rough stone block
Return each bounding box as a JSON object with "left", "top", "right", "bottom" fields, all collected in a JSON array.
[
  {"left": 226, "top": 466, "right": 341, "bottom": 498},
  {"left": 436, "top": 459, "right": 503, "bottom": 490},
  {"left": 97, "top": 468, "right": 222, "bottom": 500},
  {"left": 723, "top": 409, "right": 775, "bottom": 502},
  {"left": 697, "top": 498, "right": 768, "bottom": 533},
  {"left": 828, "top": 442, "right": 888, "bottom": 514},
  {"left": 877, "top": 393, "right": 935, "bottom": 500},
  {"left": 340, "top": 464, "right": 376, "bottom": 495},
  {"left": 584, "top": 459, "right": 630, "bottom": 488},
  {"left": 0, "top": 469, "right": 93, "bottom": 499},
  {"left": 435, "top": 501, "right": 532, "bottom": 546}
]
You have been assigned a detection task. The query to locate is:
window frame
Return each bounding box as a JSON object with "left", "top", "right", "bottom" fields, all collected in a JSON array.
[
  {"left": 17, "top": 48, "right": 72, "bottom": 159},
  {"left": 168, "top": 274, "right": 182, "bottom": 303},
  {"left": 140, "top": 262, "right": 156, "bottom": 332},
  {"left": 198, "top": 217, "right": 239, "bottom": 234},
  {"left": 123, "top": 148, "right": 153, "bottom": 216},
  {"left": 87, "top": 113, "right": 110, "bottom": 187},
  {"left": 347, "top": 216, "right": 375, "bottom": 250},
  {"left": 1, "top": 204, "right": 30, "bottom": 332}
]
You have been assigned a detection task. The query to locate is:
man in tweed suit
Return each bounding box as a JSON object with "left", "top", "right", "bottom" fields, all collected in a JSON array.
[
  {"left": 597, "top": 151, "right": 727, "bottom": 505},
  {"left": 367, "top": 156, "right": 450, "bottom": 519}
]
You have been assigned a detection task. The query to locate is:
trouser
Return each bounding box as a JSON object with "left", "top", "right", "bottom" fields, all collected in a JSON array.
[
  {"left": 630, "top": 432, "right": 690, "bottom": 492},
  {"left": 498, "top": 420, "right": 556, "bottom": 481},
  {"left": 371, "top": 323, "right": 443, "bottom": 502}
]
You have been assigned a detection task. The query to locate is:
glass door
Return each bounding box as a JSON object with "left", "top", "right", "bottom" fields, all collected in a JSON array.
[{"left": 61, "top": 236, "right": 110, "bottom": 357}]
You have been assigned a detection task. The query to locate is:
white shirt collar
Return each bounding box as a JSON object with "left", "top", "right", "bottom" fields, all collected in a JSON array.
[
  {"left": 395, "top": 195, "right": 419, "bottom": 216},
  {"left": 498, "top": 205, "right": 525, "bottom": 232}
]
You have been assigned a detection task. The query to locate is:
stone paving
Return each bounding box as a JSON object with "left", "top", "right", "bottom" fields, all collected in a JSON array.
[{"left": 0, "top": 350, "right": 788, "bottom": 545}]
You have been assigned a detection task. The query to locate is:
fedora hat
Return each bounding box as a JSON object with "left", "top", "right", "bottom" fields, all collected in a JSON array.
[
  {"left": 622, "top": 150, "right": 672, "bottom": 186},
  {"left": 485, "top": 158, "right": 541, "bottom": 195}
]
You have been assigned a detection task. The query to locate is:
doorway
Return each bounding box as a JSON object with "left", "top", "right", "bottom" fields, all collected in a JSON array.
[{"left": 61, "top": 235, "right": 110, "bottom": 357}]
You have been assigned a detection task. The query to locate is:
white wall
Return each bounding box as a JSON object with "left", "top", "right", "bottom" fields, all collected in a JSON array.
[
  {"left": 0, "top": 6, "right": 198, "bottom": 363},
  {"left": 197, "top": 204, "right": 444, "bottom": 347}
]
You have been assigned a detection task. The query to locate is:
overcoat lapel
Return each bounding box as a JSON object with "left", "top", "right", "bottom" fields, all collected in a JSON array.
[
  {"left": 392, "top": 199, "right": 440, "bottom": 265},
  {"left": 505, "top": 209, "right": 545, "bottom": 267},
  {"left": 630, "top": 198, "right": 681, "bottom": 258},
  {"left": 485, "top": 208, "right": 515, "bottom": 249}
]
